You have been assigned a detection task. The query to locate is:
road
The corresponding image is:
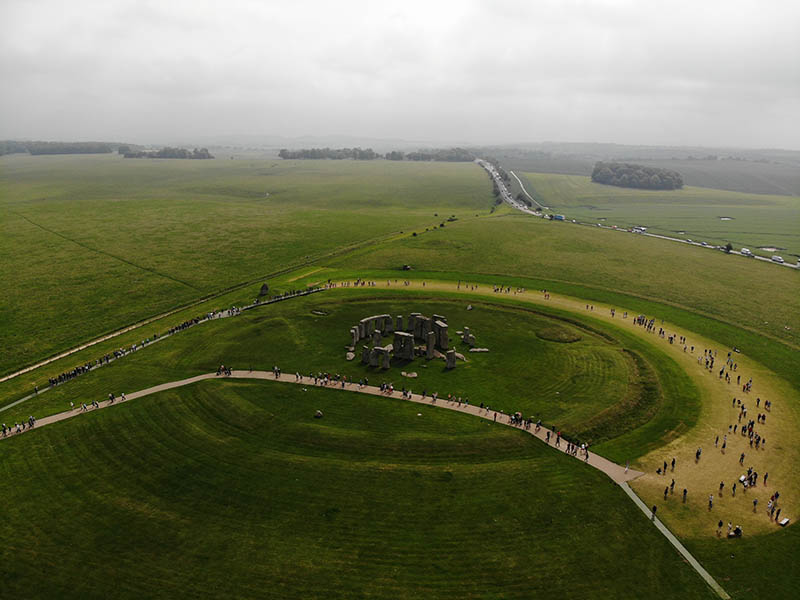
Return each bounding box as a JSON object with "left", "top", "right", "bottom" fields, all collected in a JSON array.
[{"left": 475, "top": 159, "right": 542, "bottom": 215}]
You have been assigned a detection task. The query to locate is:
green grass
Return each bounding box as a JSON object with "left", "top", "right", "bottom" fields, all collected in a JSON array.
[
  {"left": 518, "top": 172, "right": 800, "bottom": 257},
  {"left": 0, "top": 154, "right": 491, "bottom": 375},
  {"left": 0, "top": 380, "right": 718, "bottom": 599},
  {"left": 327, "top": 213, "right": 800, "bottom": 351},
  {"left": 1, "top": 294, "right": 699, "bottom": 462}
]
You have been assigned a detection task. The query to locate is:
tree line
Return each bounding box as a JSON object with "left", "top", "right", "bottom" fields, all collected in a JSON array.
[
  {"left": 278, "top": 147, "right": 475, "bottom": 162},
  {"left": 591, "top": 161, "right": 683, "bottom": 190},
  {"left": 0, "top": 140, "right": 114, "bottom": 156},
  {"left": 123, "top": 147, "right": 214, "bottom": 159}
]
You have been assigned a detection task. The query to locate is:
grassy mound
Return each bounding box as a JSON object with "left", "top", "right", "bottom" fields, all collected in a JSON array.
[
  {"left": 0, "top": 381, "right": 716, "bottom": 599},
  {"left": 535, "top": 324, "right": 582, "bottom": 343}
]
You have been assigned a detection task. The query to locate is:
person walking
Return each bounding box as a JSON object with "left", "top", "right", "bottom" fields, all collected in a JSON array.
[{"left": 651, "top": 505, "right": 657, "bottom": 521}]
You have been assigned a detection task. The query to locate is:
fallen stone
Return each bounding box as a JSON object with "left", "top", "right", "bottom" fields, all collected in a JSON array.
[
  {"left": 469, "top": 348, "right": 490, "bottom": 352},
  {"left": 346, "top": 352, "right": 355, "bottom": 361}
]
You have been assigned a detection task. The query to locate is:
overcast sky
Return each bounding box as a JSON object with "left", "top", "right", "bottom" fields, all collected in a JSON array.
[{"left": 1, "top": 0, "right": 798, "bottom": 148}]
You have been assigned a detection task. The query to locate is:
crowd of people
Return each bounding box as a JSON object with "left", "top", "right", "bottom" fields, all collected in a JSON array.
[
  {"left": 625, "top": 305, "right": 788, "bottom": 536},
  {"left": 1, "top": 415, "right": 36, "bottom": 437}
]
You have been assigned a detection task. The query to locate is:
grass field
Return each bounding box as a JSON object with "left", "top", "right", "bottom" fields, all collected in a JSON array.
[
  {"left": 327, "top": 211, "right": 800, "bottom": 350},
  {"left": 3, "top": 155, "right": 799, "bottom": 598},
  {"left": 0, "top": 380, "right": 718, "bottom": 599},
  {"left": 517, "top": 172, "right": 800, "bottom": 257},
  {"left": 4, "top": 282, "right": 796, "bottom": 538},
  {"left": 0, "top": 294, "right": 698, "bottom": 459},
  {"left": 0, "top": 154, "right": 490, "bottom": 375}
]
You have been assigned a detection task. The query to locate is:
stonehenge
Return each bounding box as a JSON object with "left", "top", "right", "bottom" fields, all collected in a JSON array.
[{"left": 351, "top": 311, "right": 477, "bottom": 370}]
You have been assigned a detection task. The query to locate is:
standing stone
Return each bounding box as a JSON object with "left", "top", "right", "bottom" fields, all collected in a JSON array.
[
  {"left": 259, "top": 283, "right": 270, "bottom": 296},
  {"left": 434, "top": 320, "right": 449, "bottom": 350},
  {"left": 359, "top": 321, "right": 367, "bottom": 339},
  {"left": 361, "top": 345, "right": 370, "bottom": 364},
  {"left": 394, "top": 331, "right": 414, "bottom": 360},
  {"left": 409, "top": 313, "right": 421, "bottom": 334},
  {"left": 351, "top": 327, "right": 360, "bottom": 348},
  {"left": 396, "top": 315, "right": 403, "bottom": 332},
  {"left": 462, "top": 327, "right": 470, "bottom": 343},
  {"left": 433, "top": 314, "right": 447, "bottom": 323},
  {"left": 382, "top": 349, "right": 391, "bottom": 369},
  {"left": 369, "top": 347, "right": 380, "bottom": 367},
  {"left": 426, "top": 331, "right": 436, "bottom": 359},
  {"left": 422, "top": 317, "right": 432, "bottom": 338},
  {"left": 385, "top": 315, "right": 394, "bottom": 333},
  {"left": 372, "top": 329, "right": 382, "bottom": 346},
  {"left": 446, "top": 349, "right": 456, "bottom": 369}
]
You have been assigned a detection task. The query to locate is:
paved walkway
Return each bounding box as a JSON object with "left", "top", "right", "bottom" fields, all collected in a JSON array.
[{"left": 0, "top": 369, "right": 730, "bottom": 599}]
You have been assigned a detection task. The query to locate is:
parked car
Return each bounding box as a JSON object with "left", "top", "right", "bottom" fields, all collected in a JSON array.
[
  {"left": 741, "top": 248, "right": 753, "bottom": 257},
  {"left": 771, "top": 255, "right": 785, "bottom": 264}
]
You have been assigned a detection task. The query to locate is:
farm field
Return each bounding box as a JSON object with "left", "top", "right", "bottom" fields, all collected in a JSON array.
[
  {"left": 0, "top": 379, "right": 718, "bottom": 599},
  {"left": 0, "top": 154, "right": 490, "bottom": 375},
  {"left": 516, "top": 172, "right": 800, "bottom": 257}
]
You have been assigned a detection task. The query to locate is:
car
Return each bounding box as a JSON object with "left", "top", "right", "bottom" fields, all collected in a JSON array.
[
  {"left": 701, "top": 241, "right": 709, "bottom": 247},
  {"left": 741, "top": 248, "right": 753, "bottom": 257},
  {"left": 771, "top": 255, "right": 785, "bottom": 264},
  {"left": 686, "top": 239, "right": 693, "bottom": 243}
]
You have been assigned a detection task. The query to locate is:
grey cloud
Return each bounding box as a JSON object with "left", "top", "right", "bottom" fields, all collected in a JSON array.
[{"left": 0, "top": 0, "right": 798, "bottom": 148}]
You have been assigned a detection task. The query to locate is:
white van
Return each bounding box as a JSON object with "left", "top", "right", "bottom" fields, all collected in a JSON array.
[
  {"left": 740, "top": 248, "right": 753, "bottom": 257},
  {"left": 771, "top": 255, "right": 784, "bottom": 264}
]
